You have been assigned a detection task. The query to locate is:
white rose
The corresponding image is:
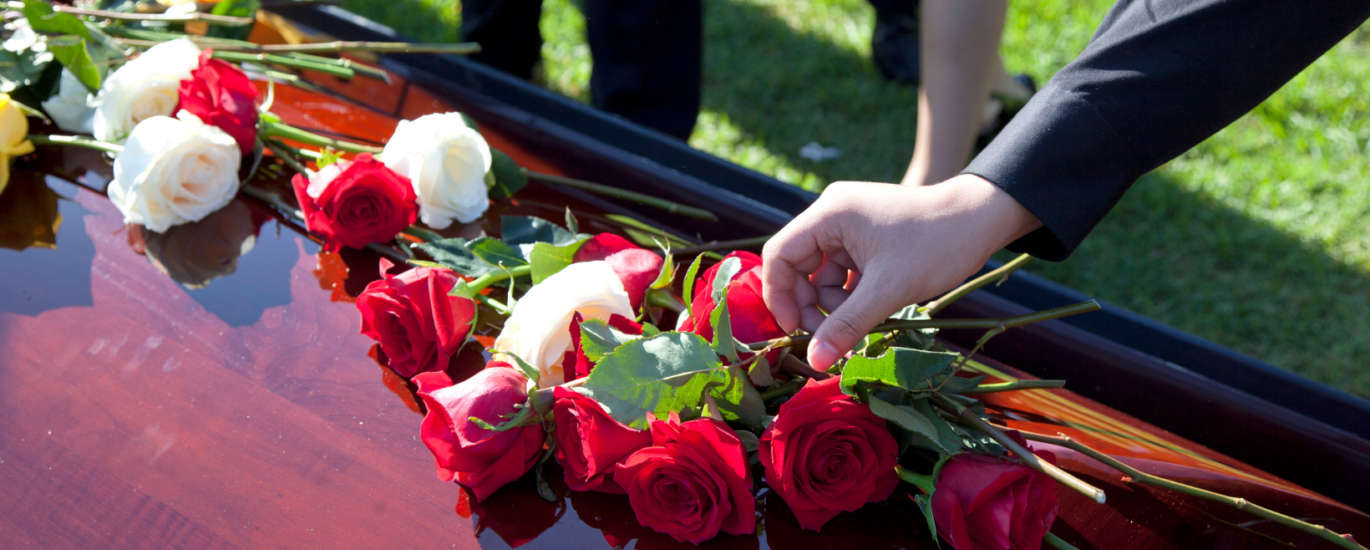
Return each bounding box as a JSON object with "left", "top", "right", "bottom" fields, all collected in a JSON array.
[
  {"left": 92, "top": 38, "right": 201, "bottom": 143},
  {"left": 42, "top": 69, "right": 96, "bottom": 134},
  {"left": 493, "top": 261, "right": 634, "bottom": 387},
  {"left": 380, "top": 112, "right": 492, "bottom": 229},
  {"left": 109, "top": 112, "right": 242, "bottom": 233}
]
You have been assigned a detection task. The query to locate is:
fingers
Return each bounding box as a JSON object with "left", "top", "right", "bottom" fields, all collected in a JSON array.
[
  {"left": 762, "top": 216, "right": 828, "bottom": 334},
  {"left": 806, "top": 269, "right": 902, "bottom": 371}
]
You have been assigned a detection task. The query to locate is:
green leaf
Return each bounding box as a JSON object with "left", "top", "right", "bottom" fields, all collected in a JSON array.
[
  {"left": 912, "top": 398, "right": 966, "bottom": 454},
  {"left": 650, "top": 248, "right": 676, "bottom": 290},
  {"left": 734, "top": 430, "right": 760, "bottom": 454},
  {"left": 501, "top": 215, "right": 578, "bottom": 247},
  {"left": 937, "top": 374, "right": 987, "bottom": 394},
  {"left": 7, "top": 97, "right": 47, "bottom": 121},
  {"left": 748, "top": 355, "right": 775, "bottom": 387},
  {"left": 415, "top": 237, "right": 500, "bottom": 278},
  {"left": 575, "top": 331, "right": 761, "bottom": 429},
  {"left": 681, "top": 253, "right": 705, "bottom": 313},
  {"left": 23, "top": 1, "right": 90, "bottom": 39},
  {"left": 468, "top": 236, "right": 528, "bottom": 268},
  {"left": 460, "top": 112, "right": 480, "bottom": 132},
  {"left": 488, "top": 149, "right": 528, "bottom": 199},
  {"left": 867, "top": 394, "right": 949, "bottom": 453},
  {"left": 564, "top": 207, "right": 579, "bottom": 234},
  {"left": 578, "top": 318, "right": 643, "bottom": 362},
  {"left": 528, "top": 239, "right": 586, "bottom": 284},
  {"left": 841, "top": 347, "right": 961, "bottom": 395},
  {"left": 497, "top": 349, "right": 541, "bottom": 386},
  {"left": 207, "top": 0, "right": 259, "bottom": 40},
  {"left": 915, "top": 493, "right": 938, "bottom": 543},
  {"left": 640, "top": 323, "right": 661, "bottom": 337},
  {"left": 709, "top": 257, "right": 742, "bottom": 304},
  {"left": 709, "top": 285, "right": 739, "bottom": 362},
  {"left": 46, "top": 36, "right": 100, "bottom": 91},
  {"left": 316, "top": 148, "right": 341, "bottom": 169}
]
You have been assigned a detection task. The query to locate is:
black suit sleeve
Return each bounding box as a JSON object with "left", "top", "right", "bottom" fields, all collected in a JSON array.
[{"left": 962, "top": 0, "right": 1370, "bottom": 261}]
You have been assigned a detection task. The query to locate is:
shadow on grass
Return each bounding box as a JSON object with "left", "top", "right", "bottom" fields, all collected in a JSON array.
[
  {"left": 1015, "top": 171, "right": 1370, "bottom": 399},
  {"left": 699, "top": 0, "right": 921, "bottom": 188}
]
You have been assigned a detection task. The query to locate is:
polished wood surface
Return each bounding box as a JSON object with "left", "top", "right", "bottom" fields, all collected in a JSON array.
[{"left": 2, "top": 38, "right": 1367, "bottom": 549}]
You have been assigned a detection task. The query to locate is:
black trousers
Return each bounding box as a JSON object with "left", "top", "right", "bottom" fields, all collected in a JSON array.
[{"left": 460, "top": 0, "right": 702, "bottom": 140}]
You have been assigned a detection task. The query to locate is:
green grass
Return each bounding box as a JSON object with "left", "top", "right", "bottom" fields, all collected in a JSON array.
[{"left": 339, "top": 0, "right": 1370, "bottom": 399}]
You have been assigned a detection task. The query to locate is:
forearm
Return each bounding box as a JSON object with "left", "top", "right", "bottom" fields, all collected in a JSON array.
[{"left": 967, "top": 0, "right": 1370, "bottom": 260}]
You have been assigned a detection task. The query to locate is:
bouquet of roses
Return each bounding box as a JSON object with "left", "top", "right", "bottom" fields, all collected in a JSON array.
[{"left": 348, "top": 213, "right": 1364, "bottom": 550}]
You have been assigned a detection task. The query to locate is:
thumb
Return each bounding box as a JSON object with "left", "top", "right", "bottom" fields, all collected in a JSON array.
[{"left": 806, "top": 276, "right": 900, "bottom": 371}]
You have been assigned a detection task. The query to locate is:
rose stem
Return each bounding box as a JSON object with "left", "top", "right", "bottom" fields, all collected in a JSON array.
[
  {"left": 892, "top": 465, "right": 935, "bottom": 493},
  {"left": 466, "top": 265, "right": 533, "bottom": 294},
  {"left": 401, "top": 226, "right": 444, "bottom": 243},
  {"left": 925, "top": 253, "right": 1034, "bottom": 315},
  {"left": 1009, "top": 428, "right": 1367, "bottom": 550},
  {"left": 262, "top": 139, "right": 314, "bottom": 177},
  {"left": 931, "top": 393, "right": 1107, "bottom": 504},
  {"left": 671, "top": 234, "right": 773, "bottom": 256},
  {"left": 101, "top": 28, "right": 393, "bottom": 83},
  {"left": 748, "top": 300, "right": 1101, "bottom": 351},
  {"left": 646, "top": 289, "right": 686, "bottom": 313},
  {"left": 238, "top": 178, "right": 409, "bottom": 263},
  {"left": 758, "top": 378, "right": 805, "bottom": 401},
  {"left": 25, "top": 135, "right": 124, "bottom": 155},
  {"left": 54, "top": 5, "right": 255, "bottom": 26},
  {"left": 211, "top": 50, "right": 357, "bottom": 79},
  {"left": 513, "top": 198, "right": 704, "bottom": 246},
  {"left": 200, "top": 41, "right": 482, "bottom": 55},
  {"left": 1043, "top": 533, "right": 1081, "bottom": 550},
  {"left": 960, "top": 379, "right": 1066, "bottom": 394},
  {"left": 522, "top": 170, "right": 719, "bottom": 222},
  {"left": 261, "top": 122, "right": 384, "bottom": 154}
]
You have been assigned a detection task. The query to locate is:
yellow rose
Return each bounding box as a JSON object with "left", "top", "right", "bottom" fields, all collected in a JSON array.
[{"left": 0, "top": 93, "right": 37, "bottom": 196}]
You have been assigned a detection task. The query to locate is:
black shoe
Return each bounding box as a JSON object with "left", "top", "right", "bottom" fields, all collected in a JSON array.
[{"left": 871, "top": 8, "right": 921, "bottom": 86}]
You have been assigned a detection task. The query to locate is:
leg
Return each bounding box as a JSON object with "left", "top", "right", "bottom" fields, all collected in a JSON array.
[
  {"left": 460, "top": 0, "right": 545, "bottom": 80},
  {"left": 582, "top": 0, "right": 703, "bottom": 140},
  {"left": 901, "top": 0, "right": 1007, "bottom": 186}
]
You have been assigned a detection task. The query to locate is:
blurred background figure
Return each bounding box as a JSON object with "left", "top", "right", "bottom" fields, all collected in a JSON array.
[
  {"left": 459, "top": 0, "right": 702, "bottom": 140},
  {"left": 869, "top": 0, "right": 1034, "bottom": 187}
]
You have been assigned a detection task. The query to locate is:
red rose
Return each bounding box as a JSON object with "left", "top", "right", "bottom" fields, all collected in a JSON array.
[
  {"left": 561, "top": 311, "right": 644, "bottom": 382},
  {"left": 612, "top": 412, "right": 755, "bottom": 544},
  {"left": 680, "top": 251, "right": 786, "bottom": 359},
  {"left": 551, "top": 387, "right": 652, "bottom": 493},
  {"left": 574, "top": 233, "right": 663, "bottom": 309},
  {"left": 759, "top": 377, "right": 899, "bottom": 531},
  {"left": 177, "top": 49, "right": 259, "bottom": 155},
  {"left": 414, "top": 366, "right": 545, "bottom": 501},
  {"left": 291, "top": 153, "right": 418, "bottom": 252},
  {"left": 358, "top": 259, "right": 476, "bottom": 378},
  {"left": 931, "top": 438, "right": 1060, "bottom": 550}
]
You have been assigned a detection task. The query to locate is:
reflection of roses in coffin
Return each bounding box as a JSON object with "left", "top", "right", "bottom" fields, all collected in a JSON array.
[
  {"left": 0, "top": 169, "right": 61, "bottom": 252},
  {"left": 137, "top": 199, "right": 265, "bottom": 289}
]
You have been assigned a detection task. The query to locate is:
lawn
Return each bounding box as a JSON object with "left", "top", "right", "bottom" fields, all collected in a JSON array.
[{"left": 339, "top": 0, "right": 1370, "bottom": 399}]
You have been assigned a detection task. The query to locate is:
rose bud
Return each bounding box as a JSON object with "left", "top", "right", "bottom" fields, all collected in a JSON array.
[
  {"left": 290, "top": 153, "right": 418, "bottom": 252},
  {"left": 414, "top": 366, "right": 545, "bottom": 501},
  {"left": 612, "top": 412, "right": 755, "bottom": 544},
  {"left": 931, "top": 435, "right": 1060, "bottom": 550},
  {"left": 551, "top": 387, "right": 651, "bottom": 493},
  {"left": 109, "top": 112, "right": 241, "bottom": 232},
  {"left": 574, "top": 233, "right": 664, "bottom": 310},
  {"left": 177, "top": 49, "right": 261, "bottom": 155},
  {"left": 380, "top": 112, "right": 492, "bottom": 229},
  {"left": 679, "top": 251, "right": 785, "bottom": 361},
  {"left": 493, "top": 261, "right": 633, "bottom": 386},
  {"left": 358, "top": 259, "right": 477, "bottom": 378},
  {"left": 759, "top": 377, "right": 899, "bottom": 531},
  {"left": 561, "top": 312, "right": 643, "bottom": 382}
]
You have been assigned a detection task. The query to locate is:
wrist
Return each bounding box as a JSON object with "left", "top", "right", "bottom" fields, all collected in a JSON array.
[{"left": 941, "top": 173, "right": 1043, "bottom": 252}]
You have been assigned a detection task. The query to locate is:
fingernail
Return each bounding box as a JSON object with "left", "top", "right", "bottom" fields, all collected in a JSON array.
[{"left": 808, "top": 340, "right": 840, "bottom": 370}]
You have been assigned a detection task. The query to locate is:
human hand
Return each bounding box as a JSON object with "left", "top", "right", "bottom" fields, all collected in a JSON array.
[{"left": 761, "top": 174, "right": 1042, "bottom": 370}]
